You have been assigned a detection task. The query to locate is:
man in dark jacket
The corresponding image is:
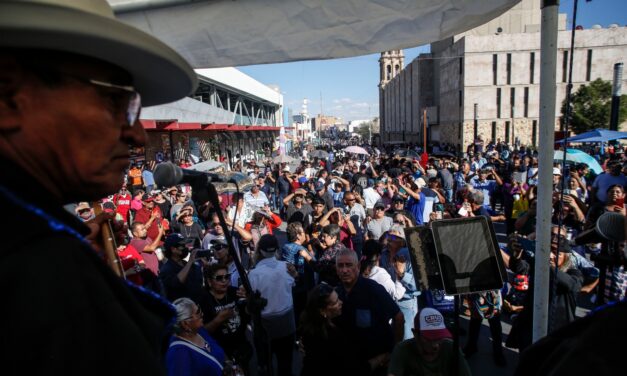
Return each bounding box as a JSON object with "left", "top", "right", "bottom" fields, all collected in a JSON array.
[
  {"left": 506, "top": 227, "right": 583, "bottom": 351},
  {"left": 0, "top": 1, "right": 196, "bottom": 374}
]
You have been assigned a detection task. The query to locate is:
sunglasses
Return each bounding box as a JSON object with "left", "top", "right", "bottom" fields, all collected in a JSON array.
[
  {"left": 386, "top": 234, "right": 404, "bottom": 242},
  {"left": 212, "top": 273, "right": 232, "bottom": 282},
  {"left": 213, "top": 244, "right": 228, "bottom": 251}
]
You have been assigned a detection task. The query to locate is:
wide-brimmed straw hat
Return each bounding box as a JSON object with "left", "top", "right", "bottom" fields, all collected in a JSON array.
[{"left": 0, "top": 0, "right": 197, "bottom": 106}]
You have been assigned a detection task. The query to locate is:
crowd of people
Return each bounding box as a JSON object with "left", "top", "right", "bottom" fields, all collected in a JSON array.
[
  {"left": 5, "top": 1, "right": 624, "bottom": 375},
  {"left": 66, "top": 136, "right": 625, "bottom": 375}
]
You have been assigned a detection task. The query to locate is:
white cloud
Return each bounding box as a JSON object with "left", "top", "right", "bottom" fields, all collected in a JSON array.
[{"left": 332, "top": 97, "right": 352, "bottom": 104}]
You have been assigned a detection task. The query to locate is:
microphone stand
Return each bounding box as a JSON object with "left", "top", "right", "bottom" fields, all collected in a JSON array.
[{"left": 190, "top": 176, "right": 273, "bottom": 376}]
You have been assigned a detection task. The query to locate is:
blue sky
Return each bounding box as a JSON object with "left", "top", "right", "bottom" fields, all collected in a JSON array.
[{"left": 238, "top": 0, "right": 626, "bottom": 123}]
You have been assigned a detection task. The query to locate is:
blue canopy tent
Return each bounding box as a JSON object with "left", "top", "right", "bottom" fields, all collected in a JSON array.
[
  {"left": 556, "top": 128, "right": 627, "bottom": 143},
  {"left": 554, "top": 149, "right": 603, "bottom": 174}
]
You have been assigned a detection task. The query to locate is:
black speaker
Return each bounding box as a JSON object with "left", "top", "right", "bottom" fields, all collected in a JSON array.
[{"left": 404, "top": 216, "right": 507, "bottom": 295}]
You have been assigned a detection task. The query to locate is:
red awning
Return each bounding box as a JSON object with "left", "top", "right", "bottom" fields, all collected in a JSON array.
[
  {"left": 202, "top": 124, "right": 229, "bottom": 130},
  {"left": 141, "top": 120, "right": 284, "bottom": 132}
]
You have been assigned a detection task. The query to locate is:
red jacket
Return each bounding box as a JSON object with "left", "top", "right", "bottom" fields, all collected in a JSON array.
[{"left": 245, "top": 212, "right": 282, "bottom": 235}]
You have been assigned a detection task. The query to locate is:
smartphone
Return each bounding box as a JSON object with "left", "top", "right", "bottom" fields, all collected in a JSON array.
[
  {"left": 617, "top": 197, "right": 625, "bottom": 207},
  {"left": 195, "top": 249, "right": 213, "bottom": 258}
]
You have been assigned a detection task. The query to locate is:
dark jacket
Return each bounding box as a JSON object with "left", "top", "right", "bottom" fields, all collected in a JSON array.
[
  {"left": 301, "top": 323, "right": 371, "bottom": 376},
  {"left": 515, "top": 300, "right": 627, "bottom": 376},
  {"left": 0, "top": 157, "right": 174, "bottom": 375},
  {"left": 507, "top": 252, "right": 583, "bottom": 350}
]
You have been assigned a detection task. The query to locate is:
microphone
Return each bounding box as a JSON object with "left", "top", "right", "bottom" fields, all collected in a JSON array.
[{"left": 153, "top": 162, "right": 224, "bottom": 187}]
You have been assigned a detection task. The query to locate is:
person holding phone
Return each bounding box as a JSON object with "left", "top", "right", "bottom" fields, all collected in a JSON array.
[
  {"left": 159, "top": 234, "right": 205, "bottom": 303},
  {"left": 585, "top": 185, "right": 626, "bottom": 229}
]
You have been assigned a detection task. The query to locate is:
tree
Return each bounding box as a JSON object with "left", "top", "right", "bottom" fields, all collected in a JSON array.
[
  {"left": 355, "top": 122, "right": 374, "bottom": 141},
  {"left": 560, "top": 78, "right": 627, "bottom": 134}
]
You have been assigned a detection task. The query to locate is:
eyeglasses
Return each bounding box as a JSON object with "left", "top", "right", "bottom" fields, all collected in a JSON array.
[
  {"left": 62, "top": 73, "right": 141, "bottom": 127},
  {"left": 345, "top": 198, "right": 355, "bottom": 202},
  {"left": 212, "top": 273, "right": 232, "bottom": 282},
  {"left": 25, "top": 63, "right": 142, "bottom": 127},
  {"left": 374, "top": 207, "right": 384, "bottom": 211}
]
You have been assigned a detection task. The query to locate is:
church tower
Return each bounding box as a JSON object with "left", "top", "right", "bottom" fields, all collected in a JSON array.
[
  {"left": 379, "top": 50, "right": 404, "bottom": 143},
  {"left": 379, "top": 50, "right": 404, "bottom": 88}
]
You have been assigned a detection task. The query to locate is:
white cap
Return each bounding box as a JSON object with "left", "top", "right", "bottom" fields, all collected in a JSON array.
[
  {"left": 414, "top": 177, "right": 427, "bottom": 189},
  {"left": 552, "top": 167, "right": 562, "bottom": 176},
  {"left": 282, "top": 166, "right": 290, "bottom": 172},
  {"left": 416, "top": 307, "right": 452, "bottom": 340}
]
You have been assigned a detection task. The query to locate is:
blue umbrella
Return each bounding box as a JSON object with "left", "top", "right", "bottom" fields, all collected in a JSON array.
[
  {"left": 556, "top": 128, "right": 627, "bottom": 143},
  {"left": 554, "top": 149, "right": 603, "bottom": 174}
]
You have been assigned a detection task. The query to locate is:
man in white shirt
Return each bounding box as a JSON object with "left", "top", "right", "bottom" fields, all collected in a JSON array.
[
  {"left": 244, "top": 184, "right": 270, "bottom": 209},
  {"left": 304, "top": 161, "right": 316, "bottom": 179},
  {"left": 363, "top": 181, "right": 382, "bottom": 213},
  {"left": 227, "top": 193, "right": 254, "bottom": 228},
  {"left": 248, "top": 235, "right": 297, "bottom": 376}
]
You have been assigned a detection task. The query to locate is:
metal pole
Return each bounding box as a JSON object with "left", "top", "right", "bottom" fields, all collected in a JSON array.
[
  {"left": 533, "top": 0, "right": 559, "bottom": 344},
  {"left": 473, "top": 103, "right": 478, "bottom": 141},
  {"left": 609, "top": 62, "right": 623, "bottom": 131},
  {"left": 423, "top": 109, "right": 427, "bottom": 151}
]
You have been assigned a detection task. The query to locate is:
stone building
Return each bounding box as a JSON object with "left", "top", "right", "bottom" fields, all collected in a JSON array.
[
  {"left": 311, "top": 114, "right": 343, "bottom": 133},
  {"left": 379, "top": 0, "right": 627, "bottom": 150}
]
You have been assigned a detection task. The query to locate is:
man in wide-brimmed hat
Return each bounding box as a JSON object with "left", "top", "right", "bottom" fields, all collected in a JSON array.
[{"left": 0, "top": 0, "right": 196, "bottom": 373}]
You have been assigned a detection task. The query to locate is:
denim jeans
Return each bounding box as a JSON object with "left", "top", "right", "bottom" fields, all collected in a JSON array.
[{"left": 397, "top": 298, "right": 418, "bottom": 340}]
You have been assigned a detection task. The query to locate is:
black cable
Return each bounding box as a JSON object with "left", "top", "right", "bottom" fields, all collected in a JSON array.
[
  {"left": 202, "top": 181, "right": 273, "bottom": 376},
  {"left": 551, "top": 0, "right": 580, "bottom": 334}
]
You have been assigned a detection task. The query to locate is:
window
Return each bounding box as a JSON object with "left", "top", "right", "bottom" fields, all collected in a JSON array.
[
  {"left": 530, "top": 52, "right": 535, "bottom": 84},
  {"left": 395, "top": 64, "right": 400, "bottom": 75},
  {"left": 493, "top": 54, "right": 498, "bottom": 85},
  {"left": 386, "top": 65, "right": 391, "bottom": 80},
  {"left": 506, "top": 53, "right": 512, "bottom": 85},
  {"left": 496, "top": 88, "right": 501, "bottom": 118},
  {"left": 524, "top": 87, "right": 529, "bottom": 117},
  {"left": 505, "top": 121, "right": 510, "bottom": 143},
  {"left": 532, "top": 120, "right": 538, "bottom": 146},
  {"left": 459, "top": 57, "right": 463, "bottom": 75},
  {"left": 586, "top": 49, "right": 593, "bottom": 81},
  {"left": 562, "top": 50, "right": 568, "bottom": 83},
  {"left": 510, "top": 87, "right": 515, "bottom": 118},
  {"left": 459, "top": 90, "right": 463, "bottom": 107},
  {"left": 491, "top": 121, "right": 497, "bottom": 142}
]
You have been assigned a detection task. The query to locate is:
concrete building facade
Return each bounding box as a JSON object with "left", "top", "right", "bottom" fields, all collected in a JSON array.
[
  {"left": 379, "top": 0, "right": 627, "bottom": 150},
  {"left": 140, "top": 67, "right": 283, "bottom": 165},
  {"left": 311, "top": 114, "right": 343, "bottom": 133}
]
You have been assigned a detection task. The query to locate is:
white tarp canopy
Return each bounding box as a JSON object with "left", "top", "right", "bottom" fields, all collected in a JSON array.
[{"left": 110, "top": 0, "right": 520, "bottom": 68}]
